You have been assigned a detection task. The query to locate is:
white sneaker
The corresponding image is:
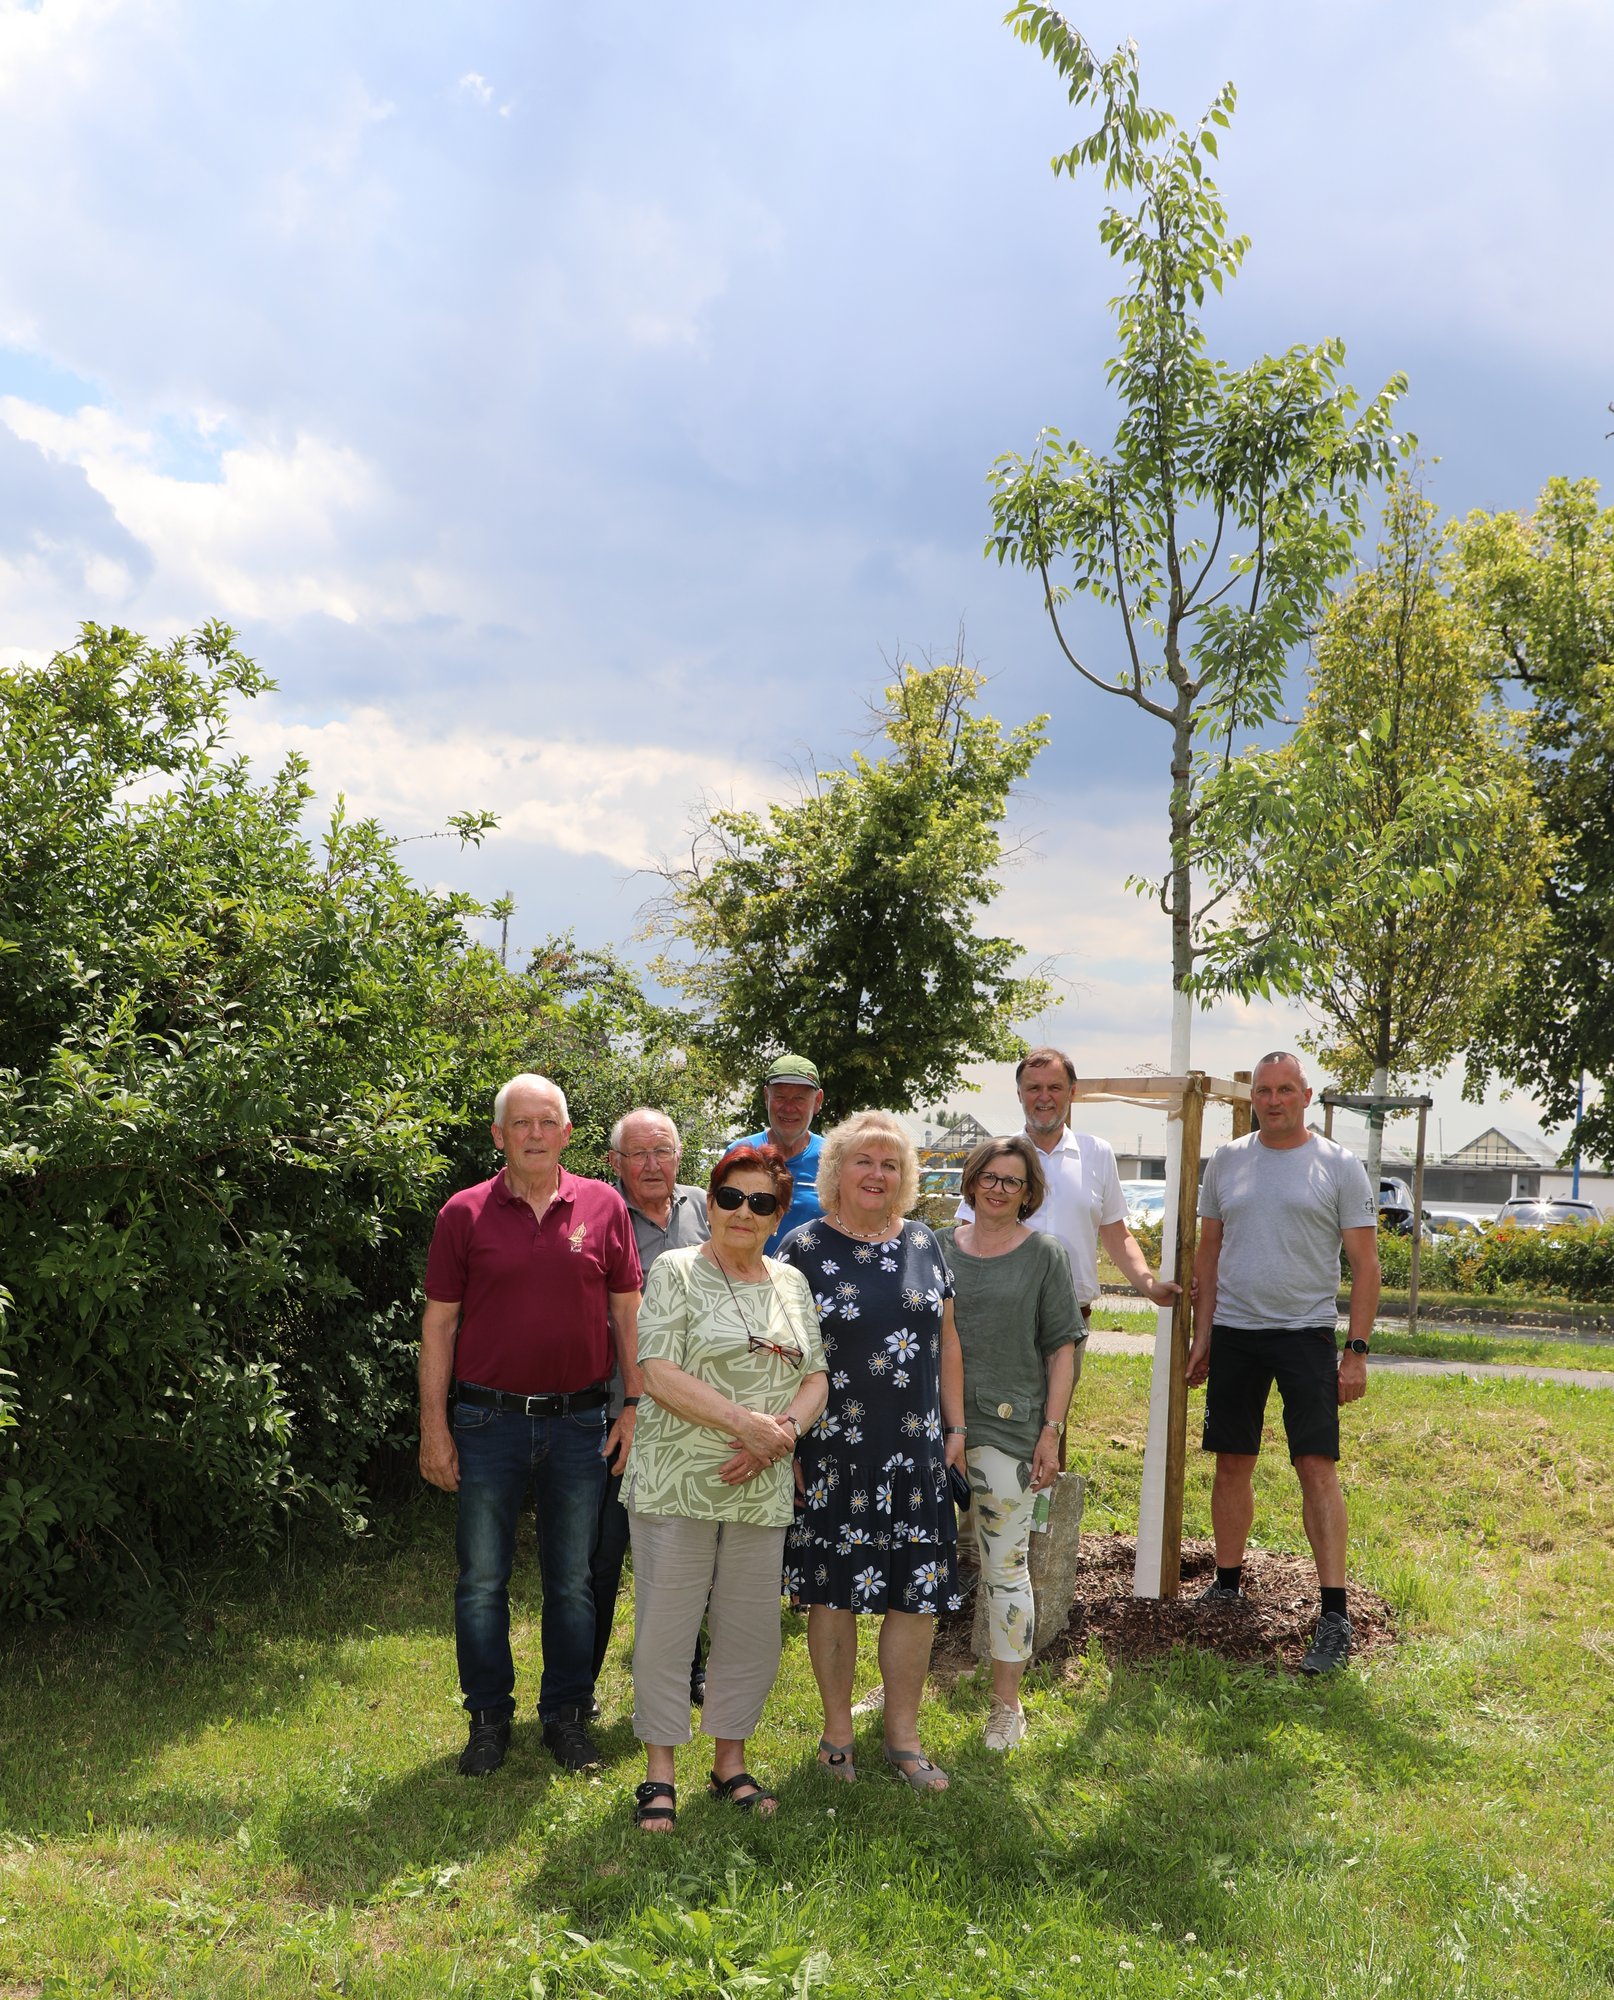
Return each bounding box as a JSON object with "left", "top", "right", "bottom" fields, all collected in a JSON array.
[{"left": 983, "top": 1700, "right": 1027, "bottom": 1752}]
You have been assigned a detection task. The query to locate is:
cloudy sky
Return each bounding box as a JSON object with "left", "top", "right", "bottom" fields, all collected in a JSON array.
[{"left": 4, "top": 0, "right": 1610, "bottom": 1157}]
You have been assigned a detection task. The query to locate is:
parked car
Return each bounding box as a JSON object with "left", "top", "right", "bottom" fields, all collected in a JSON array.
[
  {"left": 1377, "top": 1202, "right": 1432, "bottom": 1240},
  {"left": 918, "top": 1165, "right": 964, "bottom": 1201},
  {"left": 1119, "top": 1179, "right": 1168, "bottom": 1226},
  {"left": 1496, "top": 1197, "right": 1602, "bottom": 1232},
  {"left": 1423, "top": 1204, "right": 1495, "bottom": 1238},
  {"left": 1379, "top": 1176, "right": 1414, "bottom": 1209}
]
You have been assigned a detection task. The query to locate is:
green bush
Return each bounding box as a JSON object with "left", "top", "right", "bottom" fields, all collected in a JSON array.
[
  {"left": 0, "top": 628, "right": 723, "bottom": 1620},
  {"left": 1374, "top": 1221, "right": 1614, "bottom": 1302}
]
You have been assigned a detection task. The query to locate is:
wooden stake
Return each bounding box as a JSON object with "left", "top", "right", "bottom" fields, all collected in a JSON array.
[
  {"left": 1158, "top": 1071, "right": 1206, "bottom": 1599},
  {"left": 1232, "top": 1070, "right": 1252, "bottom": 1140}
]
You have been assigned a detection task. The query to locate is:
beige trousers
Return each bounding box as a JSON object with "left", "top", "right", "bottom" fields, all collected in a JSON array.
[{"left": 628, "top": 1509, "right": 787, "bottom": 1747}]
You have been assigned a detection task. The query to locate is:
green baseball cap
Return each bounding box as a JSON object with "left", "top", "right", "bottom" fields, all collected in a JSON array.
[{"left": 765, "top": 1053, "right": 821, "bottom": 1088}]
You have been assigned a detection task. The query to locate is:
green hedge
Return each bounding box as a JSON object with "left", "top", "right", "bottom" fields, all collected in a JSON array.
[{"left": 1374, "top": 1221, "right": 1614, "bottom": 1303}]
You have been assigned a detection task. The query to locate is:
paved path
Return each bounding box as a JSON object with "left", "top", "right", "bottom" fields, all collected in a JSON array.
[{"left": 1085, "top": 1327, "right": 1614, "bottom": 1392}]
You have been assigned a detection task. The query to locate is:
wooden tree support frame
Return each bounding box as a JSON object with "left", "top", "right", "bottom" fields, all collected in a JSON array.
[{"left": 1070, "top": 1070, "right": 1251, "bottom": 1599}]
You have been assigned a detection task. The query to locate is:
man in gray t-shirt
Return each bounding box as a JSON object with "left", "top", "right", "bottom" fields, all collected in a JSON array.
[{"left": 1185, "top": 1051, "right": 1380, "bottom": 1674}]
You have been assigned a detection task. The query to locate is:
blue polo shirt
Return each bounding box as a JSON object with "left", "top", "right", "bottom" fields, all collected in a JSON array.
[{"left": 741, "top": 1129, "right": 824, "bottom": 1254}]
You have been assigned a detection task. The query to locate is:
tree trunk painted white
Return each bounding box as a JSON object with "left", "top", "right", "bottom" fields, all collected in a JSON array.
[
  {"left": 1365, "top": 1062, "right": 1388, "bottom": 1190},
  {"left": 1133, "top": 987, "right": 1194, "bottom": 1598}
]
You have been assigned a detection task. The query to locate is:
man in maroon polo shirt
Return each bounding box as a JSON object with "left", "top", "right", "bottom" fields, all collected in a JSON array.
[{"left": 420, "top": 1072, "right": 643, "bottom": 1777}]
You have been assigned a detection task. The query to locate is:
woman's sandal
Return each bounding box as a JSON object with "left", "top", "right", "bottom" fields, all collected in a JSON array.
[
  {"left": 882, "top": 1744, "right": 949, "bottom": 1792},
  {"left": 707, "top": 1769, "right": 778, "bottom": 1814},
  {"left": 816, "top": 1736, "right": 856, "bottom": 1783},
  {"left": 632, "top": 1779, "right": 677, "bottom": 1831}
]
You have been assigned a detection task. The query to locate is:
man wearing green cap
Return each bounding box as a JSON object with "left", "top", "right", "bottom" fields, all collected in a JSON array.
[{"left": 741, "top": 1054, "right": 825, "bottom": 1253}]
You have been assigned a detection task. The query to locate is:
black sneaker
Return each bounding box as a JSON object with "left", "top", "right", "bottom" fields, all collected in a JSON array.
[
  {"left": 458, "top": 1709, "right": 511, "bottom": 1777},
  {"left": 1194, "top": 1580, "right": 1246, "bottom": 1607},
  {"left": 542, "top": 1703, "right": 602, "bottom": 1771},
  {"left": 1300, "top": 1610, "right": 1353, "bottom": 1675}
]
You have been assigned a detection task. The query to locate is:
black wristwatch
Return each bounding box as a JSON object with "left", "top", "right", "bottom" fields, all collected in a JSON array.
[{"left": 1343, "top": 1337, "right": 1370, "bottom": 1355}]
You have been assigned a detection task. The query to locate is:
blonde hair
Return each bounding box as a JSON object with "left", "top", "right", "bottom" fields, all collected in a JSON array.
[{"left": 816, "top": 1110, "right": 919, "bottom": 1223}]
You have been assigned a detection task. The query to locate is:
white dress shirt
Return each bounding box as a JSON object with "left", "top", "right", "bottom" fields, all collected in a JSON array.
[{"left": 956, "top": 1127, "right": 1126, "bottom": 1305}]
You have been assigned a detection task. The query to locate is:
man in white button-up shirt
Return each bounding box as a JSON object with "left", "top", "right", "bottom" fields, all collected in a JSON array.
[{"left": 960, "top": 1047, "right": 1178, "bottom": 1318}]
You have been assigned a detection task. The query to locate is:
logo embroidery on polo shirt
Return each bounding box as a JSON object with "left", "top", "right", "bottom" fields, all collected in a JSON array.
[{"left": 569, "top": 1222, "right": 588, "bottom": 1253}]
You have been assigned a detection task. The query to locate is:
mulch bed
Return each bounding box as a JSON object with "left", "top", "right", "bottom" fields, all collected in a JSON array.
[{"left": 931, "top": 1534, "right": 1395, "bottom": 1680}]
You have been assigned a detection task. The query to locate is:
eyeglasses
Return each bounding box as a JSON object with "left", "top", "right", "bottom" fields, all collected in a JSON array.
[
  {"left": 977, "top": 1172, "right": 1028, "bottom": 1193},
  {"left": 747, "top": 1331, "right": 804, "bottom": 1368},
  {"left": 615, "top": 1145, "right": 677, "bottom": 1166},
  {"left": 713, "top": 1186, "right": 783, "bottom": 1216}
]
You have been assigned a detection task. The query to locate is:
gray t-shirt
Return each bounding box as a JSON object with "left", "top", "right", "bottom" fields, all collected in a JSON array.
[
  {"left": 937, "top": 1227, "right": 1083, "bottom": 1461},
  {"left": 610, "top": 1184, "right": 710, "bottom": 1415},
  {"left": 1197, "top": 1133, "right": 1376, "bottom": 1330}
]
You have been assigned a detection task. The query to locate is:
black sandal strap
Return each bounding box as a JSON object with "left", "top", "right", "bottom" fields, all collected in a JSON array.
[
  {"left": 632, "top": 1779, "right": 677, "bottom": 1824},
  {"left": 707, "top": 1768, "right": 777, "bottom": 1810}
]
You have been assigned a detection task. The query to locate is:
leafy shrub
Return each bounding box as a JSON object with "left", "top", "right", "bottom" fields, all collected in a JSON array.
[
  {"left": 1373, "top": 1222, "right": 1614, "bottom": 1302},
  {"left": 0, "top": 627, "right": 723, "bottom": 1619}
]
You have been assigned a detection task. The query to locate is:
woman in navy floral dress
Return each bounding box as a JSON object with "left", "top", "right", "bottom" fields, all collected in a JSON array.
[{"left": 777, "top": 1110, "right": 966, "bottom": 1792}]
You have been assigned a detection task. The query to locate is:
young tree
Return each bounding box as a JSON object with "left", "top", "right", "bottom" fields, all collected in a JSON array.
[
  {"left": 1456, "top": 478, "right": 1614, "bottom": 1162},
  {"left": 985, "top": 8, "right": 1409, "bottom": 1596},
  {"left": 649, "top": 660, "right": 1050, "bottom": 1122},
  {"left": 1194, "top": 482, "right": 1550, "bottom": 1183},
  {"left": 986, "top": 9, "right": 1409, "bottom": 1069}
]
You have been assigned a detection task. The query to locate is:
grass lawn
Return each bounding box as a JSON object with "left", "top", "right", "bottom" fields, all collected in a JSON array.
[
  {"left": 3, "top": 1356, "right": 1613, "bottom": 1997},
  {"left": 1089, "top": 1302, "right": 1614, "bottom": 1374}
]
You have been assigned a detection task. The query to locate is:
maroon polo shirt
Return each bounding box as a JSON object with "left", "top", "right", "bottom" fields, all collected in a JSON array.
[{"left": 424, "top": 1169, "right": 643, "bottom": 1394}]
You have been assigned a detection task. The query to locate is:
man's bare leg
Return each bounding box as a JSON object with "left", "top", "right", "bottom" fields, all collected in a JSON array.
[
  {"left": 1294, "top": 1454, "right": 1347, "bottom": 1590},
  {"left": 1210, "top": 1452, "right": 1258, "bottom": 1568}
]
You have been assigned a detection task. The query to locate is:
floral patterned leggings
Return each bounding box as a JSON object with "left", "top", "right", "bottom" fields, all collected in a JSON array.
[{"left": 966, "top": 1444, "right": 1038, "bottom": 1663}]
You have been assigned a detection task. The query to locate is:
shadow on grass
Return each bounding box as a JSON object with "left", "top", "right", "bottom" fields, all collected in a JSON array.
[
  {"left": 0, "top": 1492, "right": 475, "bottom": 1842},
  {"left": 509, "top": 1639, "right": 1458, "bottom": 1957}
]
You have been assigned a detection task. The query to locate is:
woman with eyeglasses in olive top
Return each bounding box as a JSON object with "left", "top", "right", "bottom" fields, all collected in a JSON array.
[
  {"left": 937, "top": 1135, "right": 1082, "bottom": 1752},
  {"left": 777, "top": 1109, "right": 967, "bottom": 1794},
  {"left": 625, "top": 1143, "right": 828, "bottom": 1832}
]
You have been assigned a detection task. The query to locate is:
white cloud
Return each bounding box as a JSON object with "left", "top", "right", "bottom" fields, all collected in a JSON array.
[
  {"left": 2, "top": 395, "right": 402, "bottom": 624},
  {"left": 227, "top": 702, "right": 774, "bottom": 873},
  {"left": 457, "top": 71, "right": 492, "bottom": 102}
]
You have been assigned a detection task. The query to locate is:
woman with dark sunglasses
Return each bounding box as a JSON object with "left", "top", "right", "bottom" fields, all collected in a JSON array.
[{"left": 624, "top": 1143, "right": 828, "bottom": 1831}]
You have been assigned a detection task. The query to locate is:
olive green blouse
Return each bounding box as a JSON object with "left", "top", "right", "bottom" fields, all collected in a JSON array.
[{"left": 936, "top": 1226, "right": 1083, "bottom": 1460}]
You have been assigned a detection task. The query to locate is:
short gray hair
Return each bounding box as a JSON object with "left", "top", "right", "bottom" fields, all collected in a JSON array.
[
  {"left": 608, "top": 1106, "right": 680, "bottom": 1154},
  {"left": 492, "top": 1072, "right": 569, "bottom": 1127},
  {"left": 1252, "top": 1050, "right": 1307, "bottom": 1083}
]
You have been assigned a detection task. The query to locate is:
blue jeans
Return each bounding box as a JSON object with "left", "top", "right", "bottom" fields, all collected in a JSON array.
[{"left": 453, "top": 1396, "right": 609, "bottom": 1721}]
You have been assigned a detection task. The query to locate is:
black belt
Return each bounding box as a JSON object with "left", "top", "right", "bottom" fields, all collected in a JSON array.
[{"left": 453, "top": 1380, "right": 610, "bottom": 1417}]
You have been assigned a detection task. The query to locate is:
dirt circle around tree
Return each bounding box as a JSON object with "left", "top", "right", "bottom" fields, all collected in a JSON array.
[{"left": 931, "top": 1534, "right": 1396, "bottom": 1679}]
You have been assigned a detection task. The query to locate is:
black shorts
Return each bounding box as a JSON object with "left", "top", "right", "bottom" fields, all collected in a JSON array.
[{"left": 1201, "top": 1323, "right": 1340, "bottom": 1461}]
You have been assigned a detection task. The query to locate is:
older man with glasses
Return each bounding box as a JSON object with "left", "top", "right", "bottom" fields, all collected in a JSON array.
[{"left": 595, "top": 1108, "right": 712, "bottom": 1714}]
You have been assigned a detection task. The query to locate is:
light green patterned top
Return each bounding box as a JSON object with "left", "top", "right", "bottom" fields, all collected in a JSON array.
[{"left": 625, "top": 1246, "right": 827, "bottom": 1526}]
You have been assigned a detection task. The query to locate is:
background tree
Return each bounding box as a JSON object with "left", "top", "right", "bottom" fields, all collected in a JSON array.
[
  {"left": 649, "top": 660, "right": 1049, "bottom": 1123},
  {"left": 430, "top": 928, "right": 728, "bottom": 1192},
  {"left": 1192, "top": 481, "right": 1550, "bottom": 1183},
  {"left": 1456, "top": 478, "right": 1614, "bottom": 1163},
  {"left": 986, "top": 7, "right": 1410, "bottom": 1076}
]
